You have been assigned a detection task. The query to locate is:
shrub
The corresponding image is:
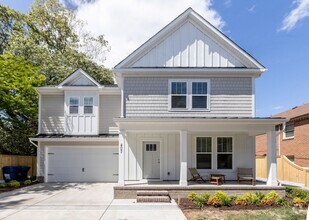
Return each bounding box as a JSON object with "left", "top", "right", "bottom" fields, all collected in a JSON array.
[
  {"left": 261, "top": 191, "right": 280, "bottom": 206},
  {"left": 8, "top": 180, "right": 20, "bottom": 188},
  {"left": 293, "top": 197, "right": 307, "bottom": 208},
  {"left": 0, "top": 183, "right": 7, "bottom": 188},
  {"left": 235, "top": 192, "right": 261, "bottom": 206},
  {"left": 188, "top": 192, "right": 198, "bottom": 201},
  {"left": 214, "top": 191, "right": 232, "bottom": 206},
  {"left": 206, "top": 191, "right": 232, "bottom": 207},
  {"left": 207, "top": 195, "right": 222, "bottom": 207},
  {"left": 276, "top": 197, "right": 290, "bottom": 207},
  {"left": 188, "top": 192, "right": 210, "bottom": 208},
  {"left": 255, "top": 192, "right": 265, "bottom": 201},
  {"left": 23, "top": 180, "right": 31, "bottom": 185},
  {"left": 286, "top": 187, "right": 309, "bottom": 200}
]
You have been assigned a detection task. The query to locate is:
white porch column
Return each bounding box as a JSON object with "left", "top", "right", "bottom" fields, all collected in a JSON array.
[
  {"left": 179, "top": 130, "right": 188, "bottom": 186},
  {"left": 267, "top": 130, "right": 278, "bottom": 186},
  {"left": 118, "top": 129, "right": 126, "bottom": 186}
]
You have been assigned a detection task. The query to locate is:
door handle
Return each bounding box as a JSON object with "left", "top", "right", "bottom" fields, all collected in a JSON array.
[
  {"left": 82, "top": 168, "right": 85, "bottom": 172},
  {"left": 158, "top": 159, "right": 160, "bottom": 164}
]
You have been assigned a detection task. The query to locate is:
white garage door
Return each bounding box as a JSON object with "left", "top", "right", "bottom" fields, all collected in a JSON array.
[{"left": 46, "top": 146, "right": 118, "bottom": 182}]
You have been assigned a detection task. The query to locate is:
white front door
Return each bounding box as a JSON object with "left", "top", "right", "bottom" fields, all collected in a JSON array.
[{"left": 143, "top": 142, "right": 160, "bottom": 179}]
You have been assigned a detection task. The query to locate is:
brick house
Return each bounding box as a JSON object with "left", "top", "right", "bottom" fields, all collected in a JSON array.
[{"left": 256, "top": 103, "right": 309, "bottom": 167}]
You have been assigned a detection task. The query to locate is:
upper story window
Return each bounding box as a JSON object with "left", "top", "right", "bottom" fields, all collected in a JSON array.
[
  {"left": 284, "top": 122, "right": 294, "bottom": 139},
  {"left": 69, "top": 97, "right": 79, "bottom": 114},
  {"left": 171, "top": 82, "right": 187, "bottom": 108},
  {"left": 84, "top": 97, "right": 93, "bottom": 114},
  {"left": 169, "top": 79, "right": 210, "bottom": 111}
]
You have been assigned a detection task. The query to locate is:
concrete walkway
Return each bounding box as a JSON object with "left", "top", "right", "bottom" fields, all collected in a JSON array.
[{"left": 0, "top": 183, "right": 186, "bottom": 220}]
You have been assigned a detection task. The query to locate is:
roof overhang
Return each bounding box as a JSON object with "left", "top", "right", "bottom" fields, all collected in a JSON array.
[
  {"left": 36, "top": 86, "right": 120, "bottom": 95},
  {"left": 114, "top": 117, "right": 288, "bottom": 136},
  {"left": 29, "top": 136, "right": 119, "bottom": 142},
  {"left": 114, "top": 68, "right": 265, "bottom": 77}
]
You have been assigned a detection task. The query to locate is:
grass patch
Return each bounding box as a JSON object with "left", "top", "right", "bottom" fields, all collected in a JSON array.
[{"left": 225, "top": 207, "right": 307, "bottom": 220}]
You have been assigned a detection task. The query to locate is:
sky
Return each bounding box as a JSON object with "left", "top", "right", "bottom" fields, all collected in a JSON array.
[{"left": 1, "top": 0, "right": 309, "bottom": 117}]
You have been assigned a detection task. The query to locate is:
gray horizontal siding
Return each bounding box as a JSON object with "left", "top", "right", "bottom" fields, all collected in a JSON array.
[
  {"left": 40, "top": 95, "right": 65, "bottom": 134},
  {"left": 99, "top": 95, "right": 121, "bottom": 134},
  {"left": 124, "top": 77, "right": 253, "bottom": 117}
]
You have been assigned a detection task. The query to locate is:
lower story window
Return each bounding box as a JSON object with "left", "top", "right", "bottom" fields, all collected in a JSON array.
[
  {"left": 196, "top": 137, "right": 212, "bottom": 169},
  {"left": 217, "top": 137, "right": 233, "bottom": 169}
]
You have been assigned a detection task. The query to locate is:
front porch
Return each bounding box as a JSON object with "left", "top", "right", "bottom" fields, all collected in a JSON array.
[
  {"left": 115, "top": 118, "right": 287, "bottom": 188},
  {"left": 114, "top": 180, "right": 286, "bottom": 199}
]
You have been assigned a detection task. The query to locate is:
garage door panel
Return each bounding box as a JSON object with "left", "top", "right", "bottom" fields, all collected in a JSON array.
[{"left": 47, "top": 146, "right": 118, "bottom": 182}]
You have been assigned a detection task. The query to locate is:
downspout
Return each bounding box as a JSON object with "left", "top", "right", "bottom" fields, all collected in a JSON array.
[
  {"left": 278, "top": 126, "right": 281, "bottom": 156},
  {"left": 29, "top": 138, "right": 38, "bottom": 148}
]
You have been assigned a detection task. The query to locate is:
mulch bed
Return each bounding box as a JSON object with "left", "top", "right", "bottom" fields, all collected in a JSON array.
[{"left": 178, "top": 198, "right": 280, "bottom": 211}]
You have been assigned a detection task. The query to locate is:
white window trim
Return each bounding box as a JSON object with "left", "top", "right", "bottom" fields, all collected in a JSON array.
[
  {"left": 168, "top": 79, "right": 210, "bottom": 111},
  {"left": 69, "top": 96, "right": 80, "bottom": 115},
  {"left": 216, "top": 136, "right": 234, "bottom": 170},
  {"left": 83, "top": 96, "right": 94, "bottom": 115},
  {"left": 195, "top": 136, "right": 213, "bottom": 170},
  {"left": 283, "top": 122, "right": 295, "bottom": 140}
]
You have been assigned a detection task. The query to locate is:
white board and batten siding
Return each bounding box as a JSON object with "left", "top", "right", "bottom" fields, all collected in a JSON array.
[
  {"left": 132, "top": 21, "right": 244, "bottom": 68},
  {"left": 125, "top": 132, "right": 255, "bottom": 181},
  {"left": 64, "top": 91, "right": 99, "bottom": 135}
]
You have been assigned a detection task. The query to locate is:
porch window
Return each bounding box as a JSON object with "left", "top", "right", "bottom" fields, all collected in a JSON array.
[
  {"left": 171, "top": 82, "right": 187, "bottom": 109},
  {"left": 284, "top": 123, "right": 294, "bottom": 139},
  {"left": 217, "top": 137, "right": 233, "bottom": 169},
  {"left": 69, "top": 97, "right": 79, "bottom": 114},
  {"left": 196, "top": 137, "right": 212, "bottom": 169},
  {"left": 84, "top": 97, "right": 93, "bottom": 114}
]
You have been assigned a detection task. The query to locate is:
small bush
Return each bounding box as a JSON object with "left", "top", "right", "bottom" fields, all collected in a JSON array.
[
  {"left": 23, "top": 180, "right": 31, "bottom": 185},
  {"left": 293, "top": 197, "right": 307, "bottom": 208},
  {"left": 0, "top": 183, "right": 7, "bottom": 188},
  {"left": 261, "top": 191, "right": 280, "bottom": 206},
  {"left": 207, "top": 195, "right": 222, "bottom": 207},
  {"left": 8, "top": 180, "right": 20, "bottom": 188},
  {"left": 188, "top": 192, "right": 198, "bottom": 201},
  {"left": 205, "top": 191, "right": 232, "bottom": 207},
  {"left": 188, "top": 192, "right": 210, "bottom": 208},
  {"left": 234, "top": 192, "right": 261, "bottom": 206},
  {"left": 255, "top": 192, "right": 265, "bottom": 200},
  {"left": 286, "top": 187, "right": 309, "bottom": 200},
  {"left": 276, "top": 197, "right": 290, "bottom": 207}
]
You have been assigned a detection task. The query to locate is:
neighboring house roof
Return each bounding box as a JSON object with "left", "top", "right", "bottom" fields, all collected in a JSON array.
[
  {"left": 271, "top": 103, "right": 309, "bottom": 120},
  {"left": 114, "top": 7, "right": 265, "bottom": 70}
]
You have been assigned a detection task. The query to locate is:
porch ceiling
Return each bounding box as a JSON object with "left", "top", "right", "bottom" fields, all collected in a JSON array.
[{"left": 114, "top": 117, "right": 287, "bottom": 136}]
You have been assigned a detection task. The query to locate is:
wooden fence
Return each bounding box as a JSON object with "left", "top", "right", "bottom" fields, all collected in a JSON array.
[
  {"left": 256, "top": 155, "right": 309, "bottom": 187},
  {"left": 0, "top": 155, "right": 37, "bottom": 180}
]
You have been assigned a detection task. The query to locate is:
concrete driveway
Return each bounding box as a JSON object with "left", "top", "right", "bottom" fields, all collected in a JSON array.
[{"left": 0, "top": 183, "right": 186, "bottom": 220}]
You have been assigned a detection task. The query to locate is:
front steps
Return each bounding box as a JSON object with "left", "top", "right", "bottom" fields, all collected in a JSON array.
[{"left": 136, "top": 191, "right": 171, "bottom": 203}]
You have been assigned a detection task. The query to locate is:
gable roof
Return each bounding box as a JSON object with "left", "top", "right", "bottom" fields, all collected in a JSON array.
[
  {"left": 58, "top": 68, "right": 101, "bottom": 87},
  {"left": 272, "top": 103, "right": 309, "bottom": 119},
  {"left": 114, "top": 7, "right": 265, "bottom": 70}
]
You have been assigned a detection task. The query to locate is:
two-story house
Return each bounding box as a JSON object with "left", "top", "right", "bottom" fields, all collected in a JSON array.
[
  {"left": 30, "top": 8, "right": 286, "bottom": 186},
  {"left": 256, "top": 103, "right": 309, "bottom": 167}
]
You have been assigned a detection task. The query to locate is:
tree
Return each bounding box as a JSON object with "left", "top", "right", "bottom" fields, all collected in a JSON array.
[
  {"left": 2, "top": 0, "right": 113, "bottom": 85},
  {"left": 0, "top": 54, "right": 45, "bottom": 155}
]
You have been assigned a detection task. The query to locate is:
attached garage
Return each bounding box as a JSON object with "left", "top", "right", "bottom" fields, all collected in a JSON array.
[{"left": 46, "top": 146, "right": 118, "bottom": 182}]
